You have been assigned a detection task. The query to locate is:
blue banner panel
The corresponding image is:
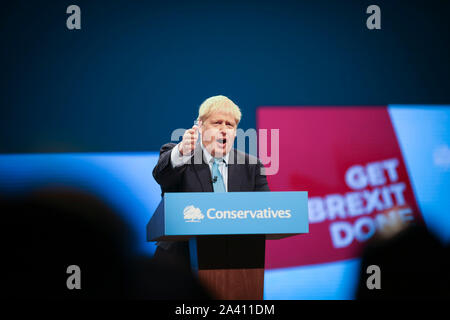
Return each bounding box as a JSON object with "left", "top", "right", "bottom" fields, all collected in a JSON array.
[{"left": 160, "top": 191, "right": 309, "bottom": 237}]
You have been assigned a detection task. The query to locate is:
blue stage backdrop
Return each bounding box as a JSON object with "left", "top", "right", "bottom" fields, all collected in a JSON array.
[
  {"left": 0, "top": 153, "right": 162, "bottom": 256},
  {"left": 1, "top": 0, "right": 450, "bottom": 153}
]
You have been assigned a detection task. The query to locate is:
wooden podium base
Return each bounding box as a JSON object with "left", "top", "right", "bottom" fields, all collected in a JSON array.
[{"left": 190, "top": 235, "right": 266, "bottom": 300}]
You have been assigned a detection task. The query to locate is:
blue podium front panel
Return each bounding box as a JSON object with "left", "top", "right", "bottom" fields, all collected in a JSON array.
[{"left": 163, "top": 191, "right": 308, "bottom": 237}]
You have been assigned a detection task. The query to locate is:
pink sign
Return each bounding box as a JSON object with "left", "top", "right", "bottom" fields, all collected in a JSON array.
[{"left": 257, "top": 106, "right": 423, "bottom": 268}]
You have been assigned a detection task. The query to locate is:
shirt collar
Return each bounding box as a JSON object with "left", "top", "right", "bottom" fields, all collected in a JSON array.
[{"left": 200, "top": 141, "right": 230, "bottom": 165}]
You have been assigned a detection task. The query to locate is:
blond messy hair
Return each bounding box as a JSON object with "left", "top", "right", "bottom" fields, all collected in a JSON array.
[{"left": 197, "top": 95, "right": 242, "bottom": 125}]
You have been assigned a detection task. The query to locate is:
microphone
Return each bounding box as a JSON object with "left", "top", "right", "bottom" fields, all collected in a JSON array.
[{"left": 212, "top": 176, "right": 218, "bottom": 183}]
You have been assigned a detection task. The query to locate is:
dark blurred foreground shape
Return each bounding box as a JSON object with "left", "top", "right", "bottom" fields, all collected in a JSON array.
[
  {"left": 0, "top": 189, "right": 211, "bottom": 299},
  {"left": 356, "top": 223, "right": 450, "bottom": 299}
]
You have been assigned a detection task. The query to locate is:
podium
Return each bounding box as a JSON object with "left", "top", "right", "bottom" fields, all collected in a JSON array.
[{"left": 147, "top": 191, "right": 308, "bottom": 300}]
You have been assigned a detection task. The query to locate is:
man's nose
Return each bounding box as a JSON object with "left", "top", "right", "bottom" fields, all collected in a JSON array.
[
  {"left": 219, "top": 129, "right": 228, "bottom": 137},
  {"left": 218, "top": 124, "right": 227, "bottom": 134}
]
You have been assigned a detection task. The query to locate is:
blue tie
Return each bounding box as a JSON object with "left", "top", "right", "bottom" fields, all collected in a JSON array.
[{"left": 212, "top": 158, "right": 226, "bottom": 192}]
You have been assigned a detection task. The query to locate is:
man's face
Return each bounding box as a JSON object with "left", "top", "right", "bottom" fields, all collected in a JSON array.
[{"left": 200, "top": 111, "right": 237, "bottom": 158}]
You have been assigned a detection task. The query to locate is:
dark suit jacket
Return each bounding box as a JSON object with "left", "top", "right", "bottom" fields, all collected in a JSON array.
[{"left": 152, "top": 142, "right": 270, "bottom": 196}]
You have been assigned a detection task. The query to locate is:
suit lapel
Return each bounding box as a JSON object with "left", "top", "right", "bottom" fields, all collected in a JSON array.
[
  {"left": 192, "top": 146, "right": 213, "bottom": 192},
  {"left": 192, "top": 146, "right": 243, "bottom": 192},
  {"left": 227, "top": 148, "right": 243, "bottom": 192}
]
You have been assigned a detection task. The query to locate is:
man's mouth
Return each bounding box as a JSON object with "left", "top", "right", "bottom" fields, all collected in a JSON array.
[{"left": 216, "top": 138, "right": 227, "bottom": 146}]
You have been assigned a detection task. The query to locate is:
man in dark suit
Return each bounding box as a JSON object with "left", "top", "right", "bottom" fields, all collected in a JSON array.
[{"left": 152, "top": 95, "right": 270, "bottom": 268}]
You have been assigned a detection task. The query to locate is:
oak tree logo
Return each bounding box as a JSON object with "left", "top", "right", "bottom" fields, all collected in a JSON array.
[{"left": 183, "top": 205, "right": 204, "bottom": 222}]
